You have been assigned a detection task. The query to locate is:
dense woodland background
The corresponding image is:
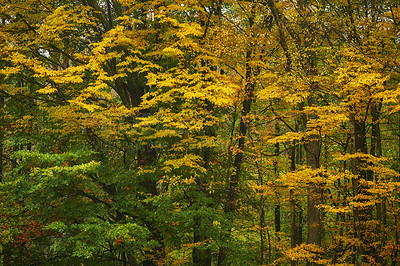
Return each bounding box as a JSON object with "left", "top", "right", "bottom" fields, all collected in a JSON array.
[{"left": 1, "top": 0, "right": 400, "bottom": 265}]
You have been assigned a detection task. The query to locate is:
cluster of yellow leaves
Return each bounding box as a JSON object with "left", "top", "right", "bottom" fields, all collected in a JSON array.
[
  {"left": 147, "top": 65, "right": 237, "bottom": 105},
  {"left": 285, "top": 243, "right": 330, "bottom": 265},
  {"left": 163, "top": 154, "right": 206, "bottom": 174},
  {"left": 276, "top": 166, "right": 327, "bottom": 189},
  {"left": 257, "top": 74, "right": 310, "bottom": 104},
  {"left": 36, "top": 5, "right": 97, "bottom": 45}
]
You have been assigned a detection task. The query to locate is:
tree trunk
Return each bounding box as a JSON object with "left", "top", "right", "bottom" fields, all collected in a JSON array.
[
  {"left": 274, "top": 123, "right": 281, "bottom": 263},
  {"left": 290, "top": 141, "right": 297, "bottom": 266},
  {"left": 219, "top": 11, "right": 255, "bottom": 264},
  {"left": 305, "top": 96, "right": 323, "bottom": 251},
  {"left": 260, "top": 195, "right": 266, "bottom": 265},
  {"left": 193, "top": 113, "right": 213, "bottom": 265},
  {"left": 0, "top": 95, "right": 3, "bottom": 183},
  {"left": 371, "top": 101, "right": 385, "bottom": 264},
  {"left": 296, "top": 0, "right": 324, "bottom": 259},
  {"left": 349, "top": 108, "right": 368, "bottom": 264},
  {"left": 193, "top": 217, "right": 212, "bottom": 266}
]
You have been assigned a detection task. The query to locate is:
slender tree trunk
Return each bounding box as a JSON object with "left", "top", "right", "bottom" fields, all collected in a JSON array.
[
  {"left": 260, "top": 186, "right": 266, "bottom": 265},
  {"left": 225, "top": 47, "right": 255, "bottom": 212},
  {"left": 0, "top": 95, "right": 9, "bottom": 266},
  {"left": 296, "top": 0, "right": 324, "bottom": 259},
  {"left": 193, "top": 101, "right": 213, "bottom": 266},
  {"left": 349, "top": 108, "right": 368, "bottom": 264},
  {"left": 193, "top": 218, "right": 212, "bottom": 266},
  {"left": 290, "top": 140, "right": 296, "bottom": 266},
  {"left": 267, "top": 225, "right": 272, "bottom": 264},
  {"left": 305, "top": 97, "right": 323, "bottom": 252},
  {"left": 0, "top": 95, "right": 3, "bottom": 183},
  {"left": 274, "top": 121, "right": 281, "bottom": 263},
  {"left": 255, "top": 146, "right": 266, "bottom": 265},
  {"left": 398, "top": 113, "right": 400, "bottom": 168},
  {"left": 371, "top": 101, "right": 385, "bottom": 264},
  {"left": 266, "top": 0, "right": 292, "bottom": 72},
  {"left": 219, "top": 63, "right": 255, "bottom": 264},
  {"left": 126, "top": 253, "right": 139, "bottom": 266},
  {"left": 219, "top": 10, "right": 255, "bottom": 264},
  {"left": 394, "top": 214, "right": 399, "bottom": 265}
]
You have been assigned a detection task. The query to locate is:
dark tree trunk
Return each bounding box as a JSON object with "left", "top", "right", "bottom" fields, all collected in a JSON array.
[
  {"left": 193, "top": 101, "right": 213, "bottom": 266},
  {"left": 297, "top": 0, "right": 324, "bottom": 261},
  {"left": 305, "top": 96, "right": 323, "bottom": 252},
  {"left": 371, "top": 101, "right": 385, "bottom": 264},
  {"left": 193, "top": 217, "right": 212, "bottom": 266},
  {"left": 274, "top": 123, "right": 281, "bottom": 262},
  {"left": 0, "top": 95, "right": 3, "bottom": 183},
  {"left": 350, "top": 107, "right": 369, "bottom": 264},
  {"left": 290, "top": 140, "right": 297, "bottom": 266},
  {"left": 0, "top": 95, "right": 9, "bottom": 266},
  {"left": 225, "top": 49, "right": 254, "bottom": 213},
  {"left": 219, "top": 11, "right": 255, "bottom": 265}
]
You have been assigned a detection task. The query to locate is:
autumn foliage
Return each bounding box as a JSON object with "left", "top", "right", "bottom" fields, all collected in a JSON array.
[{"left": 1, "top": 0, "right": 400, "bottom": 265}]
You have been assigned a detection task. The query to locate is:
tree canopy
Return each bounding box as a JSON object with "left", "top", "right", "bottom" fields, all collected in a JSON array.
[{"left": 1, "top": 0, "right": 400, "bottom": 265}]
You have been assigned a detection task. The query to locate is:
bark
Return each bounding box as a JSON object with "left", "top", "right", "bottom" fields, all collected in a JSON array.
[
  {"left": 371, "top": 102, "right": 385, "bottom": 264},
  {"left": 219, "top": 10, "right": 255, "bottom": 265},
  {"left": 225, "top": 48, "right": 254, "bottom": 213},
  {"left": 219, "top": 59, "right": 255, "bottom": 264},
  {"left": 305, "top": 97, "right": 323, "bottom": 250},
  {"left": 192, "top": 1, "right": 220, "bottom": 257},
  {"left": 349, "top": 107, "right": 369, "bottom": 264},
  {"left": 254, "top": 136, "right": 268, "bottom": 265},
  {"left": 193, "top": 101, "right": 213, "bottom": 266},
  {"left": 290, "top": 141, "right": 297, "bottom": 266},
  {"left": 266, "top": 0, "right": 291, "bottom": 71},
  {"left": 274, "top": 204, "right": 281, "bottom": 239},
  {"left": 260, "top": 193, "right": 266, "bottom": 265},
  {"left": 370, "top": 102, "right": 382, "bottom": 158},
  {"left": 0, "top": 95, "right": 3, "bottom": 183},
  {"left": 138, "top": 143, "right": 164, "bottom": 265},
  {"left": 296, "top": 0, "right": 324, "bottom": 260},
  {"left": 193, "top": 217, "right": 212, "bottom": 266},
  {"left": 274, "top": 122, "right": 281, "bottom": 262},
  {"left": 1, "top": 97, "right": 9, "bottom": 266},
  {"left": 290, "top": 189, "right": 296, "bottom": 266},
  {"left": 126, "top": 253, "right": 139, "bottom": 266},
  {"left": 268, "top": 0, "right": 324, "bottom": 258}
]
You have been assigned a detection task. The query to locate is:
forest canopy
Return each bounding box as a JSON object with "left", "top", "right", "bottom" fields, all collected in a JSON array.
[{"left": 1, "top": 0, "right": 400, "bottom": 265}]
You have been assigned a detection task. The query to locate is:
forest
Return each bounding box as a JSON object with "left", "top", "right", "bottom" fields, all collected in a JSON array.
[{"left": 0, "top": 0, "right": 400, "bottom": 265}]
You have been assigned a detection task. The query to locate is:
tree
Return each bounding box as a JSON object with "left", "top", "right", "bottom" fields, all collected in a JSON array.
[{"left": 1, "top": 0, "right": 400, "bottom": 265}]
